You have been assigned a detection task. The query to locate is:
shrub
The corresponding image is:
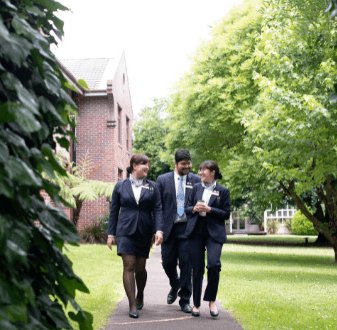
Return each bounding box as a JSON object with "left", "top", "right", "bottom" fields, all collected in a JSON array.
[
  {"left": 79, "top": 222, "right": 108, "bottom": 244},
  {"left": 267, "top": 218, "right": 279, "bottom": 234},
  {"left": 96, "top": 213, "right": 109, "bottom": 234},
  {"left": 284, "top": 218, "right": 292, "bottom": 233},
  {"left": 291, "top": 210, "right": 318, "bottom": 235}
]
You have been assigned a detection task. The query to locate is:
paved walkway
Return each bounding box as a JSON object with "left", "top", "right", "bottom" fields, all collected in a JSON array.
[{"left": 104, "top": 246, "right": 242, "bottom": 330}]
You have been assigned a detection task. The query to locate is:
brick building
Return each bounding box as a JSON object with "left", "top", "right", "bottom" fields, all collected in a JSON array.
[{"left": 58, "top": 54, "right": 133, "bottom": 230}]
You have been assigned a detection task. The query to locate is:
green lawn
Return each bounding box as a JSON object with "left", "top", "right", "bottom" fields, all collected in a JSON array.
[
  {"left": 227, "top": 234, "right": 318, "bottom": 244},
  {"left": 63, "top": 244, "right": 124, "bottom": 330},
  {"left": 62, "top": 238, "right": 337, "bottom": 330},
  {"left": 218, "top": 240, "right": 337, "bottom": 330}
]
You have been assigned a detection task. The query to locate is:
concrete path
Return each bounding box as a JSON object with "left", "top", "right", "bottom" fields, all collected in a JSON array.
[{"left": 105, "top": 246, "right": 242, "bottom": 330}]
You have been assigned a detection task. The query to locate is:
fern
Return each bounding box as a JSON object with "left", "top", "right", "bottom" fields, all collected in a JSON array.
[{"left": 43, "top": 150, "right": 116, "bottom": 224}]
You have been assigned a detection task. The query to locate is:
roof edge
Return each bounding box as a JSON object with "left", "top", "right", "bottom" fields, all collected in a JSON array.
[{"left": 56, "top": 58, "right": 89, "bottom": 94}]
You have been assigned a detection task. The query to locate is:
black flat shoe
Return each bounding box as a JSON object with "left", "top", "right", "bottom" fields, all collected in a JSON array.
[
  {"left": 167, "top": 288, "right": 178, "bottom": 304},
  {"left": 210, "top": 309, "right": 219, "bottom": 317},
  {"left": 192, "top": 306, "right": 200, "bottom": 317},
  {"left": 181, "top": 304, "right": 192, "bottom": 313},
  {"left": 136, "top": 303, "right": 144, "bottom": 310},
  {"left": 129, "top": 310, "right": 139, "bottom": 318}
]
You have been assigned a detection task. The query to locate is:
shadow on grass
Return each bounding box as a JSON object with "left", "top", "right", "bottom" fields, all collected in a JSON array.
[{"left": 227, "top": 240, "right": 331, "bottom": 248}]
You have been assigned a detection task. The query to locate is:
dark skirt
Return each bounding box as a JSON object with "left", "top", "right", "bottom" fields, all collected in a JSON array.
[{"left": 116, "top": 229, "right": 153, "bottom": 258}]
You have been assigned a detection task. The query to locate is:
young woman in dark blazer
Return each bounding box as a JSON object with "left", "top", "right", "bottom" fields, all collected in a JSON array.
[
  {"left": 107, "top": 154, "right": 164, "bottom": 318},
  {"left": 185, "top": 160, "right": 230, "bottom": 317}
]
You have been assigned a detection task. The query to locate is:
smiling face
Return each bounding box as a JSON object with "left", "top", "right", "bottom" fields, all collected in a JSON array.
[
  {"left": 132, "top": 162, "right": 150, "bottom": 180},
  {"left": 175, "top": 158, "right": 192, "bottom": 176},
  {"left": 198, "top": 166, "right": 215, "bottom": 183}
]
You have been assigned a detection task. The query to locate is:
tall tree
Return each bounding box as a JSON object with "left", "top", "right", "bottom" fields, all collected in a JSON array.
[
  {"left": 0, "top": 0, "right": 93, "bottom": 328},
  {"left": 133, "top": 98, "right": 171, "bottom": 181},
  {"left": 165, "top": 0, "right": 337, "bottom": 261}
]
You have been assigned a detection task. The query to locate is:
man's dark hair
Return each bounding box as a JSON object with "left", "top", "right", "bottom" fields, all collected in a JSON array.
[{"left": 175, "top": 149, "right": 191, "bottom": 163}]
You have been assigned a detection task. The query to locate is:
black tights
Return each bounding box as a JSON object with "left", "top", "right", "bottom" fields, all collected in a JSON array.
[{"left": 121, "top": 254, "right": 147, "bottom": 313}]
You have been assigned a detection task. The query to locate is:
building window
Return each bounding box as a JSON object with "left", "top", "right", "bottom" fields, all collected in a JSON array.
[
  {"left": 118, "top": 168, "right": 123, "bottom": 181},
  {"left": 126, "top": 116, "right": 130, "bottom": 150},
  {"left": 118, "top": 105, "right": 122, "bottom": 144}
]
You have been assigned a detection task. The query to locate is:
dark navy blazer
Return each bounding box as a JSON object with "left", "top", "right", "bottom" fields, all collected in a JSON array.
[
  {"left": 108, "top": 178, "right": 164, "bottom": 237},
  {"left": 185, "top": 182, "right": 230, "bottom": 244},
  {"left": 156, "top": 171, "right": 201, "bottom": 242}
]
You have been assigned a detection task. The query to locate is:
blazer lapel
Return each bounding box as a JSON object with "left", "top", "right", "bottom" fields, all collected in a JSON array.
[
  {"left": 169, "top": 171, "right": 176, "bottom": 197},
  {"left": 125, "top": 179, "right": 137, "bottom": 204},
  {"left": 185, "top": 173, "right": 194, "bottom": 202},
  {"left": 139, "top": 179, "right": 148, "bottom": 202},
  {"left": 208, "top": 183, "right": 219, "bottom": 206},
  {"left": 196, "top": 184, "right": 204, "bottom": 202}
]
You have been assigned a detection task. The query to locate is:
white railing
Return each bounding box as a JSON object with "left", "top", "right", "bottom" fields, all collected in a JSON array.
[{"left": 263, "top": 206, "right": 297, "bottom": 233}]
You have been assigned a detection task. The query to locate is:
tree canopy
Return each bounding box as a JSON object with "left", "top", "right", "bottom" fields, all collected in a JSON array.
[
  {"left": 164, "top": 0, "right": 337, "bottom": 261},
  {"left": 133, "top": 98, "right": 171, "bottom": 181}
]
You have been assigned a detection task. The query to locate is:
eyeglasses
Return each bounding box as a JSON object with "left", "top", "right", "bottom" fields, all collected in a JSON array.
[{"left": 198, "top": 168, "right": 206, "bottom": 173}]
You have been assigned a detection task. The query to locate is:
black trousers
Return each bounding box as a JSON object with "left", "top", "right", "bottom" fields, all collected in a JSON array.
[
  {"left": 161, "top": 222, "right": 192, "bottom": 306},
  {"left": 188, "top": 217, "right": 223, "bottom": 307}
]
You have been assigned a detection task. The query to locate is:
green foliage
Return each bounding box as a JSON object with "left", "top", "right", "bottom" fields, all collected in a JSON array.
[
  {"left": 133, "top": 98, "right": 171, "bottom": 181},
  {"left": 50, "top": 151, "right": 115, "bottom": 226},
  {"left": 267, "top": 218, "right": 279, "bottom": 234},
  {"left": 96, "top": 213, "right": 109, "bottom": 234},
  {"left": 292, "top": 210, "right": 319, "bottom": 235},
  {"left": 79, "top": 222, "right": 107, "bottom": 244},
  {"left": 284, "top": 218, "right": 292, "bottom": 233},
  {"left": 164, "top": 0, "right": 337, "bottom": 258},
  {"left": 0, "top": 0, "right": 92, "bottom": 329},
  {"left": 325, "top": 0, "right": 337, "bottom": 18}
]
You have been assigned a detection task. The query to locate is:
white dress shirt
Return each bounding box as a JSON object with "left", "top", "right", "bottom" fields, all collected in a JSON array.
[{"left": 131, "top": 184, "right": 142, "bottom": 204}]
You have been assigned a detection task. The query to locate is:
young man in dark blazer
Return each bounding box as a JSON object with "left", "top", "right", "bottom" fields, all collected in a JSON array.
[{"left": 156, "top": 149, "right": 201, "bottom": 313}]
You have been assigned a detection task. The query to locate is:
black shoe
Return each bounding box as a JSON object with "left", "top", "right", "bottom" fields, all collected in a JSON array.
[
  {"left": 181, "top": 304, "right": 192, "bottom": 313},
  {"left": 210, "top": 309, "right": 219, "bottom": 317},
  {"left": 167, "top": 288, "right": 178, "bottom": 304},
  {"left": 192, "top": 311, "right": 200, "bottom": 317},
  {"left": 136, "top": 303, "right": 143, "bottom": 310},
  {"left": 129, "top": 310, "right": 139, "bottom": 318}
]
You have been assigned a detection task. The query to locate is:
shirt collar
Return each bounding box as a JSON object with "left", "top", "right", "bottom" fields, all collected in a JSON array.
[
  {"left": 130, "top": 174, "right": 143, "bottom": 187},
  {"left": 201, "top": 180, "right": 216, "bottom": 190},
  {"left": 174, "top": 171, "right": 187, "bottom": 182}
]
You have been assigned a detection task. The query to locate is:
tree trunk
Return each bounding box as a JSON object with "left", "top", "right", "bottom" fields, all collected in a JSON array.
[
  {"left": 333, "top": 243, "right": 337, "bottom": 264},
  {"left": 72, "top": 196, "right": 83, "bottom": 227},
  {"left": 314, "top": 232, "right": 330, "bottom": 245}
]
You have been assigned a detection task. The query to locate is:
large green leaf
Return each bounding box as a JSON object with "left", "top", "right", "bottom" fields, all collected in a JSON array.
[
  {"left": 5, "top": 158, "right": 42, "bottom": 187},
  {"left": 45, "top": 302, "right": 72, "bottom": 329}
]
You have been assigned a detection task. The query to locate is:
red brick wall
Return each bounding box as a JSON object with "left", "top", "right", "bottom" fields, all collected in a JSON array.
[{"left": 73, "top": 55, "right": 133, "bottom": 230}]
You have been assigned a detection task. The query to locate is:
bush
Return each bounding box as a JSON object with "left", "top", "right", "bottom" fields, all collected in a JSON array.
[
  {"left": 79, "top": 222, "right": 108, "bottom": 244},
  {"left": 96, "top": 213, "right": 109, "bottom": 234},
  {"left": 284, "top": 218, "right": 292, "bottom": 233},
  {"left": 267, "top": 218, "right": 279, "bottom": 234},
  {"left": 291, "top": 210, "right": 318, "bottom": 235}
]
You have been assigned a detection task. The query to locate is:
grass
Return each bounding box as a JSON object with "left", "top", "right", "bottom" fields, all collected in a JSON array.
[
  {"left": 227, "top": 234, "right": 318, "bottom": 244},
  {"left": 218, "top": 237, "right": 337, "bottom": 330},
  {"left": 63, "top": 244, "right": 124, "bottom": 330}
]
